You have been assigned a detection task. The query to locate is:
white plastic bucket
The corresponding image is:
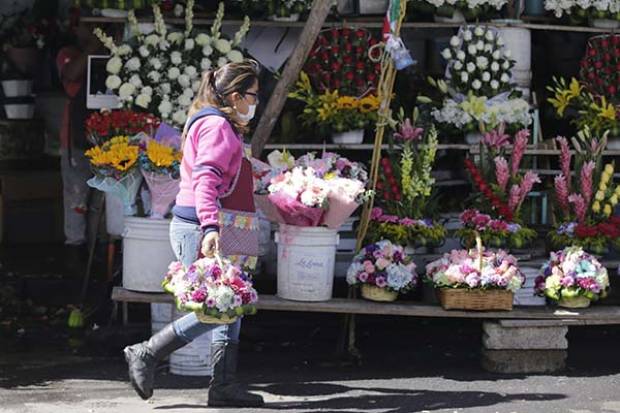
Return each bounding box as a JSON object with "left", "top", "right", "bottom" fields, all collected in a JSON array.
[
  {"left": 513, "top": 69, "right": 532, "bottom": 89},
  {"left": 105, "top": 194, "right": 125, "bottom": 237},
  {"left": 275, "top": 224, "right": 339, "bottom": 301},
  {"left": 4, "top": 103, "right": 34, "bottom": 119},
  {"left": 332, "top": 129, "right": 364, "bottom": 144},
  {"left": 150, "top": 303, "right": 173, "bottom": 335},
  {"left": 169, "top": 307, "right": 213, "bottom": 376},
  {"left": 122, "top": 217, "right": 175, "bottom": 292},
  {"left": 1, "top": 80, "right": 32, "bottom": 97},
  {"left": 497, "top": 27, "right": 531, "bottom": 72}
]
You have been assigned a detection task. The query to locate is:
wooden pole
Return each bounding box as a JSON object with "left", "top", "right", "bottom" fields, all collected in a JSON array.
[{"left": 250, "top": 0, "right": 333, "bottom": 157}]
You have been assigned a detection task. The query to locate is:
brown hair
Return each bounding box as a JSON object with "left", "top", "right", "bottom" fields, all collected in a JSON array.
[{"left": 182, "top": 59, "right": 259, "bottom": 146}]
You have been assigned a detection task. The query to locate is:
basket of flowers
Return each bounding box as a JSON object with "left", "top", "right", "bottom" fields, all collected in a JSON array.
[
  {"left": 535, "top": 246, "right": 609, "bottom": 309},
  {"left": 346, "top": 240, "right": 418, "bottom": 302},
  {"left": 425, "top": 234, "right": 524, "bottom": 311},
  {"left": 163, "top": 254, "right": 259, "bottom": 324}
]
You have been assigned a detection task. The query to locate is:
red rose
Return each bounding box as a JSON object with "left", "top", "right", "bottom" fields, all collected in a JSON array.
[
  {"left": 331, "top": 62, "right": 342, "bottom": 72},
  {"left": 375, "top": 63, "right": 382, "bottom": 72},
  {"left": 575, "top": 224, "right": 597, "bottom": 238},
  {"left": 609, "top": 85, "right": 617, "bottom": 95},
  {"left": 333, "top": 79, "right": 342, "bottom": 89},
  {"left": 319, "top": 36, "right": 329, "bottom": 46},
  {"left": 342, "top": 28, "right": 351, "bottom": 38},
  {"left": 355, "top": 29, "right": 366, "bottom": 38},
  {"left": 367, "top": 73, "right": 377, "bottom": 83},
  {"left": 601, "top": 39, "right": 609, "bottom": 48},
  {"left": 345, "top": 42, "right": 353, "bottom": 53},
  {"left": 589, "top": 48, "right": 597, "bottom": 57},
  {"left": 343, "top": 55, "right": 353, "bottom": 65},
  {"left": 356, "top": 78, "right": 366, "bottom": 88},
  {"left": 595, "top": 61, "right": 603, "bottom": 69},
  {"left": 605, "top": 53, "right": 612, "bottom": 61},
  {"left": 345, "top": 71, "right": 355, "bottom": 81},
  {"left": 330, "top": 28, "right": 339, "bottom": 38},
  {"left": 613, "top": 36, "right": 620, "bottom": 45},
  {"left": 355, "top": 61, "right": 366, "bottom": 71},
  {"left": 356, "top": 46, "right": 364, "bottom": 56},
  {"left": 332, "top": 46, "right": 341, "bottom": 55},
  {"left": 394, "top": 193, "right": 401, "bottom": 201},
  {"left": 320, "top": 51, "right": 330, "bottom": 61}
]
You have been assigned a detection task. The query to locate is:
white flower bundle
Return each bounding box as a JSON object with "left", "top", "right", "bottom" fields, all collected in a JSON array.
[
  {"left": 417, "top": 0, "right": 508, "bottom": 11},
  {"left": 544, "top": 0, "right": 620, "bottom": 18}
]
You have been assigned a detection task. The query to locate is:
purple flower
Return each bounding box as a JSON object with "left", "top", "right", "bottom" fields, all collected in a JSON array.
[
  {"left": 370, "top": 207, "right": 384, "bottom": 220},
  {"left": 507, "top": 223, "right": 521, "bottom": 233},
  {"left": 560, "top": 276, "right": 574, "bottom": 288},
  {"left": 233, "top": 295, "right": 243, "bottom": 307},
  {"left": 394, "top": 118, "right": 424, "bottom": 142},
  {"left": 206, "top": 297, "right": 216, "bottom": 308},
  {"left": 358, "top": 272, "right": 369, "bottom": 282},
  {"left": 375, "top": 276, "right": 388, "bottom": 288},
  {"left": 465, "top": 273, "right": 480, "bottom": 288}
]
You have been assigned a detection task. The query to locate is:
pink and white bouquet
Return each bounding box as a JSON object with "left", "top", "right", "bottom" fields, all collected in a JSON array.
[
  {"left": 426, "top": 248, "right": 524, "bottom": 292},
  {"left": 346, "top": 240, "right": 418, "bottom": 293},
  {"left": 534, "top": 246, "right": 609, "bottom": 307},
  {"left": 163, "top": 256, "right": 258, "bottom": 321}
]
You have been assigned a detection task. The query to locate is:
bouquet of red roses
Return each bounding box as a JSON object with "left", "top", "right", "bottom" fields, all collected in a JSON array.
[
  {"left": 85, "top": 110, "right": 160, "bottom": 146},
  {"left": 580, "top": 34, "right": 620, "bottom": 101}
]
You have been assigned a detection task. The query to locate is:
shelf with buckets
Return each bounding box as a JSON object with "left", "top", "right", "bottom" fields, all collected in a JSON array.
[{"left": 1, "top": 78, "right": 35, "bottom": 120}]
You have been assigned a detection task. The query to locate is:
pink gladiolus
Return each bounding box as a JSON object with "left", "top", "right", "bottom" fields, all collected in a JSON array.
[
  {"left": 580, "top": 161, "right": 595, "bottom": 206},
  {"left": 394, "top": 118, "right": 424, "bottom": 142},
  {"left": 517, "top": 171, "right": 540, "bottom": 209},
  {"left": 554, "top": 175, "right": 570, "bottom": 218},
  {"left": 568, "top": 194, "right": 587, "bottom": 223},
  {"left": 494, "top": 156, "right": 510, "bottom": 192},
  {"left": 556, "top": 136, "right": 572, "bottom": 191},
  {"left": 508, "top": 184, "right": 521, "bottom": 212},
  {"left": 483, "top": 125, "right": 510, "bottom": 151},
  {"left": 510, "top": 129, "right": 529, "bottom": 177}
]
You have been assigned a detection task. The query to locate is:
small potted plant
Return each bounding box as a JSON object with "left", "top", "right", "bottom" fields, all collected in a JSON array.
[
  {"left": 535, "top": 246, "right": 609, "bottom": 308},
  {"left": 347, "top": 240, "right": 418, "bottom": 302}
]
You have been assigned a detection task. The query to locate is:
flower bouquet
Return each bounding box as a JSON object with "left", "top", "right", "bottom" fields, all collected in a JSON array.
[
  {"left": 346, "top": 240, "right": 418, "bottom": 302},
  {"left": 425, "top": 235, "right": 524, "bottom": 310},
  {"left": 233, "top": 0, "right": 311, "bottom": 20},
  {"left": 85, "top": 110, "right": 159, "bottom": 146},
  {"left": 535, "top": 246, "right": 609, "bottom": 308},
  {"left": 550, "top": 133, "right": 620, "bottom": 255},
  {"left": 419, "top": 25, "right": 531, "bottom": 138},
  {"left": 85, "top": 135, "right": 143, "bottom": 215},
  {"left": 413, "top": 0, "right": 508, "bottom": 22},
  {"left": 139, "top": 139, "right": 182, "bottom": 219},
  {"left": 95, "top": 0, "right": 250, "bottom": 127},
  {"left": 458, "top": 127, "right": 539, "bottom": 250},
  {"left": 163, "top": 254, "right": 259, "bottom": 324},
  {"left": 544, "top": 0, "right": 620, "bottom": 27}
]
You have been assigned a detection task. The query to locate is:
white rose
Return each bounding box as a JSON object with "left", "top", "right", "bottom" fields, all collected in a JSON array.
[
  {"left": 491, "top": 62, "right": 500, "bottom": 72},
  {"left": 178, "top": 94, "right": 192, "bottom": 107},
  {"left": 168, "top": 67, "right": 181, "bottom": 80},
  {"left": 192, "top": 80, "right": 201, "bottom": 92},
  {"left": 450, "top": 36, "right": 460, "bottom": 47},
  {"left": 182, "top": 87, "right": 194, "bottom": 98},
  {"left": 185, "top": 38, "right": 195, "bottom": 51},
  {"left": 461, "top": 72, "right": 469, "bottom": 83},
  {"left": 158, "top": 40, "right": 170, "bottom": 51},
  {"left": 145, "top": 34, "right": 159, "bottom": 46},
  {"left": 472, "top": 79, "right": 482, "bottom": 90},
  {"left": 474, "top": 26, "right": 485, "bottom": 37},
  {"left": 491, "top": 80, "right": 500, "bottom": 89},
  {"left": 453, "top": 61, "right": 463, "bottom": 70},
  {"left": 466, "top": 62, "right": 476, "bottom": 73},
  {"left": 125, "top": 57, "right": 141, "bottom": 72},
  {"left": 149, "top": 57, "right": 162, "bottom": 70},
  {"left": 105, "top": 75, "right": 121, "bottom": 90},
  {"left": 457, "top": 50, "right": 466, "bottom": 61},
  {"left": 201, "top": 58, "right": 212, "bottom": 70},
  {"left": 485, "top": 30, "right": 495, "bottom": 41},
  {"left": 504, "top": 49, "right": 512, "bottom": 58},
  {"left": 227, "top": 50, "right": 244, "bottom": 63},
  {"left": 171, "top": 51, "right": 182, "bottom": 65},
  {"left": 174, "top": 3, "right": 184, "bottom": 17},
  {"left": 497, "top": 37, "right": 505, "bottom": 46},
  {"left": 476, "top": 40, "right": 484, "bottom": 51},
  {"left": 158, "top": 99, "right": 172, "bottom": 116},
  {"left": 161, "top": 83, "right": 171, "bottom": 94},
  {"left": 135, "top": 93, "right": 151, "bottom": 109},
  {"left": 468, "top": 45, "right": 477, "bottom": 55},
  {"left": 184, "top": 66, "right": 198, "bottom": 78},
  {"left": 502, "top": 60, "right": 511, "bottom": 70},
  {"left": 501, "top": 73, "right": 510, "bottom": 83},
  {"left": 118, "top": 45, "right": 132, "bottom": 55},
  {"left": 492, "top": 50, "right": 501, "bottom": 60},
  {"left": 476, "top": 56, "right": 488, "bottom": 69},
  {"left": 202, "top": 45, "right": 213, "bottom": 57},
  {"left": 106, "top": 56, "right": 122, "bottom": 74},
  {"left": 463, "top": 30, "right": 473, "bottom": 41},
  {"left": 178, "top": 74, "right": 191, "bottom": 88},
  {"left": 147, "top": 70, "right": 161, "bottom": 83},
  {"left": 172, "top": 110, "right": 187, "bottom": 125},
  {"left": 441, "top": 48, "right": 452, "bottom": 60},
  {"left": 484, "top": 43, "right": 493, "bottom": 52},
  {"left": 214, "top": 39, "right": 232, "bottom": 54},
  {"left": 217, "top": 56, "right": 228, "bottom": 68},
  {"left": 195, "top": 33, "right": 211, "bottom": 46},
  {"left": 139, "top": 45, "right": 150, "bottom": 58},
  {"left": 482, "top": 71, "right": 491, "bottom": 82},
  {"left": 142, "top": 86, "right": 153, "bottom": 96},
  {"left": 118, "top": 83, "right": 136, "bottom": 99},
  {"left": 129, "top": 74, "right": 142, "bottom": 88},
  {"left": 167, "top": 32, "right": 183, "bottom": 44}
]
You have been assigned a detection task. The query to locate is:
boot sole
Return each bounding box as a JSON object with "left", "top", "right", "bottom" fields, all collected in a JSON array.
[
  {"left": 124, "top": 347, "right": 152, "bottom": 401},
  {"left": 207, "top": 400, "right": 264, "bottom": 408}
]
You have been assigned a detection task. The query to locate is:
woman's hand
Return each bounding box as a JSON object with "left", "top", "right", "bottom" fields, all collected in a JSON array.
[{"left": 201, "top": 231, "right": 220, "bottom": 257}]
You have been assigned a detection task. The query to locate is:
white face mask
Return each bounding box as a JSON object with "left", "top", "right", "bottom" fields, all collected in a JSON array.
[{"left": 237, "top": 103, "right": 256, "bottom": 122}]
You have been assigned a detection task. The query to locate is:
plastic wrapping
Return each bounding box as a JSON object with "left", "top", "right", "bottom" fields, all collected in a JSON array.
[
  {"left": 87, "top": 169, "right": 143, "bottom": 216},
  {"left": 142, "top": 171, "right": 180, "bottom": 219}
]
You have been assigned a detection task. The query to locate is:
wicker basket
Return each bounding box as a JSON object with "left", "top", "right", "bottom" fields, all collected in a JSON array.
[
  {"left": 436, "top": 288, "right": 514, "bottom": 311},
  {"left": 361, "top": 285, "right": 398, "bottom": 302},
  {"left": 196, "top": 313, "right": 238, "bottom": 324},
  {"left": 558, "top": 296, "right": 591, "bottom": 309}
]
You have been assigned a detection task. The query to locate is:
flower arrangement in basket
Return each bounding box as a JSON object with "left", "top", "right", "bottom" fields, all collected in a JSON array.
[
  {"left": 535, "top": 246, "right": 609, "bottom": 309},
  {"left": 94, "top": 0, "right": 250, "bottom": 127},
  {"left": 419, "top": 25, "right": 531, "bottom": 137},
  {"left": 85, "top": 110, "right": 159, "bottom": 146},
  {"left": 544, "top": 0, "right": 620, "bottom": 25},
  {"left": 550, "top": 133, "right": 620, "bottom": 255},
  {"left": 139, "top": 138, "right": 182, "bottom": 219},
  {"left": 457, "top": 126, "right": 539, "bottom": 250},
  {"left": 346, "top": 240, "right": 418, "bottom": 302},
  {"left": 85, "top": 135, "right": 143, "bottom": 215},
  {"left": 163, "top": 254, "right": 259, "bottom": 324},
  {"left": 412, "top": 0, "right": 508, "bottom": 22},
  {"left": 365, "top": 114, "right": 446, "bottom": 250},
  {"left": 425, "top": 234, "right": 524, "bottom": 311}
]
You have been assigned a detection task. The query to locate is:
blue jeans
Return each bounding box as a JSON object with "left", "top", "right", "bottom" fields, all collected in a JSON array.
[{"left": 169, "top": 217, "right": 242, "bottom": 344}]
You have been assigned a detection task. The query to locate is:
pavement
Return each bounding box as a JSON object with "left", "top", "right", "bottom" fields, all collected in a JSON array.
[{"left": 2, "top": 313, "right": 620, "bottom": 413}]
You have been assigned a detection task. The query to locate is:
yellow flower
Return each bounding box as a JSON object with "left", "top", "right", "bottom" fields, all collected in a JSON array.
[
  {"left": 593, "top": 201, "right": 601, "bottom": 213},
  {"left": 146, "top": 140, "right": 180, "bottom": 168},
  {"left": 359, "top": 94, "right": 380, "bottom": 113},
  {"left": 567, "top": 78, "right": 583, "bottom": 99},
  {"left": 324, "top": 172, "right": 336, "bottom": 180},
  {"left": 604, "top": 164, "right": 614, "bottom": 176},
  {"left": 548, "top": 91, "right": 572, "bottom": 117},
  {"left": 604, "top": 204, "right": 613, "bottom": 217},
  {"left": 592, "top": 96, "right": 616, "bottom": 121},
  {"left": 336, "top": 96, "right": 358, "bottom": 110},
  {"left": 610, "top": 195, "right": 618, "bottom": 206},
  {"left": 85, "top": 135, "right": 139, "bottom": 173},
  {"left": 615, "top": 184, "right": 620, "bottom": 196},
  {"left": 461, "top": 95, "right": 487, "bottom": 118},
  {"left": 595, "top": 190, "right": 606, "bottom": 202}
]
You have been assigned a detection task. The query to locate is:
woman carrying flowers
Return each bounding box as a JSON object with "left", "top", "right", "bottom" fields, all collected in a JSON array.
[{"left": 123, "top": 60, "right": 264, "bottom": 408}]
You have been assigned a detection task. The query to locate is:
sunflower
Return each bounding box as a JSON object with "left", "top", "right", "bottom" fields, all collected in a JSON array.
[
  {"left": 146, "top": 140, "right": 181, "bottom": 168},
  {"left": 359, "top": 94, "right": 380, "bottom": 113},
  {"left": 336, "top": 96, "right": 358, "bottom": 110}
]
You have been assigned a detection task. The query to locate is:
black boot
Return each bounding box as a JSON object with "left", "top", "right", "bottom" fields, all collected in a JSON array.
[
  {"left": 207, "top": 342, "right": 264, "bottom": 407},
  {"left": 123, "top": 324, "right": 187, "bottom": 400}
]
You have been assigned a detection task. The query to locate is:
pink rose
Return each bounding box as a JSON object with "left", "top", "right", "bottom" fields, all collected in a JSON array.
[
  {"left": 375, "top": 258, "right": 390, "bottom": 270},
  {"left": 363, "top": 260, "right": 375, "bottom": 274}
]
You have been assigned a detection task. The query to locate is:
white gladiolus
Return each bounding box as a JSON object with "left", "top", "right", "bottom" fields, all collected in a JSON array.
[
  {"left": 125, "top": 57, "right": 141, "bottom": 71},
  {"left": 468, "top": 45, "right": 477, "bottom": 55},
  {"left": 129, "top": 74, "right": 142, "bottom": 88},
  {"left": 201, "top": 58, "right": 212, "bottom": 70},
  {"left": 185, "top": 66, "right": 198, "bottom": 78},
  {"left": 147, "top": 71, "right": 161, "bottom": 83},
  {"left": 457, "top": 50, "right": 466, "bottom": 61},
  {"left": 217, "top": 56, "right": 228, "bottom": 68},
  {"left": 215, "top": 39, "right": 232, "bottom": 54},
  {"left": 491, "top": 62, "right": 500, "bottom": 72},
  {"left": 118, "top": 83, "right": 136, "bottom": 99},
  {"left": 461, "top": 72, "right": 469, "bottom": 83},
  {"left": 161, "top": 83, "right": 171, "bottom": 94},
  {"left": 174, "top": 3, "right": 184, "bottom": 17},
  {"left": 472, "top": 79, "right": 482, "bottom": 90},
  {"left": 227, "top": 50, "right": 244, "bottom": 63},
  {"left": 491, "top": 80, "right": 500, "bottom": 89},
  {"left": 474, "top": 26, "right": 485, "bottom": 36},
  {"left": 105, "top": 75, "right": 121, "bottom": 90},
  {"left": 168, "top": 67, "right": 181, "bottom": 80},
  {"left": 149, "top": 58, "right": 162, "bottom": 70},
  {"left": 466, "top": 62, "right": 476, "bottom": 73},
  {"left": 185, "top": 39, "right": 195, "bottom": 51},
  {"left": 106, "top": 57, "right": 122, "bottom": 74},
  {"left": 139, "top": 45, "right": 150, "bottom": 57},
  {"left": 482, "top": 72, "right": 491, "bottom": 82},
  {"left": 172, "top": 110, "right": 187, "bottom": 125},
  {"left": 202, "top": 45, "right": 213, "bottom": 57},
  {"left": 142, "top": 86, "right": 153, "bottom": 96},
  {"left": 136, "top": 93, "right": 151, "bottom": 109},
  {"left": 476, "top": 40, "right": 484, "bottom": 51},
  {"left": 178, "top": 74, "right": 191, "bottom": 88},
  {"left": 450, "top": 36, "right": 460, "bottom": 47},
  {"left": 463, "top": 30, "right": 473, "bottom": 41},
  {"left": 454, "top": 61, "right": 463, "bottom": 70},
  {"left": 118, "top": 45, "right": 132, "bottom": 55},
  {"left": 485, "top": 30, "right": 495, "bottom": 41},
  {"left": 441, "top": 48, "right": 452, "bottom": 59},
  {"left": 195, "top": 33, "right": 211, "bottom": 46},
  {"left": 171, "top": 51, "right": 182, "bottom": 65},
  {"left": 501, "top": 73, "right": 510, "bottom": 83},
  {"left": 159, "top": 99, "right": 172, "bottom": 116}
]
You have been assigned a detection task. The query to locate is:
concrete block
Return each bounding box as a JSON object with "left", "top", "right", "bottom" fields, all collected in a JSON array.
[
  {"left": 483, "top": 321, "right": 568, "bottom": 350},
  {"left": 481, "top": 349, "right": 567, "bottom": 374}
]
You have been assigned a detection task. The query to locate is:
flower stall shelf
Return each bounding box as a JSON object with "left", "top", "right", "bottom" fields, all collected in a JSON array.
[
  {"left": 535, "top": 246, "right": 609, "bottom": 308},
  {"left": 1, "top": 79, "right": 32, "bottom": 97},
  {"left": 414, "top": 0, "right": 508, "bottom": 22},
  {"left": 426, "top": 235, "right": 524, "bottom": 311},
  {"left": 544, "top": 0, "right": 620, "bottom": 28},
  {"left": 347, "top": 240, "right": 418, "bottom": 302}
]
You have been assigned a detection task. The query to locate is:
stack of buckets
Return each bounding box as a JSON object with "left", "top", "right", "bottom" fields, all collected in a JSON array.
[{"left": 498, "top": 27, "right": 532, "bottom": 100}]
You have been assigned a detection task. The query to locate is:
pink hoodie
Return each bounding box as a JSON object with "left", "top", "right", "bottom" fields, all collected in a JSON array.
[{"left": 175, "top": 115, "right": 243, "bottom": 229}]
